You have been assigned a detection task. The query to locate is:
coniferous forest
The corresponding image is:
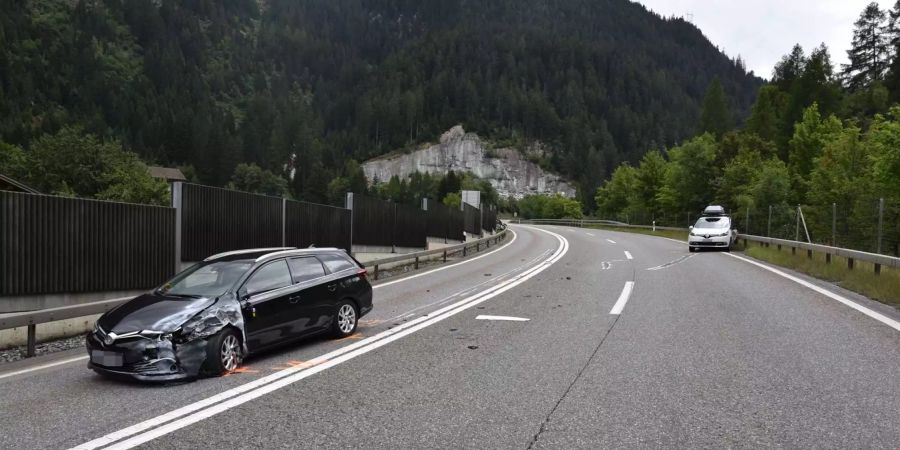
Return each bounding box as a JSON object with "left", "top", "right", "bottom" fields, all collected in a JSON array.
[{"left": 0, "top": 0, "right": 761, "bottom": 210}]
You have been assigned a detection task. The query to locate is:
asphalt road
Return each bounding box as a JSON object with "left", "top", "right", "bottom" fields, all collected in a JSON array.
[{"left": 1, "top": 224, "right": 898, "bottom": 449}]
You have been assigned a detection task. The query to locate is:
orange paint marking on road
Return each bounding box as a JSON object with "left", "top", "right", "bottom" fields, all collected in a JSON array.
[
  {"left": 335, "top": 333, "right": 365, "bottom": 341},
  {"left": 358, "top": 319, "right": 385, "bottom": 326},
  {"left": 270, "top": 360, "right": 317, "bottom": 371},
  {"left": 223, "top": 366, "right": 259, "bottom": 377}
]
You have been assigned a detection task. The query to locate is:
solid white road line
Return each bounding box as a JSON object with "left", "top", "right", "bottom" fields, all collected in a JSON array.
[
  {"left": 2, "top": 231, "right": 522, "bottom": 381},
  {"left": 0, "top": 355, "right": 88, "bottom": 381},
  {"left": 609, "top": 281, "right": 635, "bottom": 315},
  {"left": 606, "top": 239, "right": 617, "bottom": 244},
  {"left": 624, "top": 251, "right": 633, "bottom": 260},
  {"left": 476, "top": 315, "right": 530, "bottom": 321},
  {"left": 724, "top": 253, "right": 900, "bottom": 332},
  {"left": 73, "top": 227, "right": 569, "bottom": 450}
]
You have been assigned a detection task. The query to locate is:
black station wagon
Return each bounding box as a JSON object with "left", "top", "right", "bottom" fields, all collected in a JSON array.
[{"left": 86, "top": 247, "right": 373, "bottom": 382}]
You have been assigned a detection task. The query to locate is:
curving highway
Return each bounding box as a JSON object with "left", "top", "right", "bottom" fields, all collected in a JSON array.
[{"left": 1, "top": 225, "right": 898, "bottom": 449}]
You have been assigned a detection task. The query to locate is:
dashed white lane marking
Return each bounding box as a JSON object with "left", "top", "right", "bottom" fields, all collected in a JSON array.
[
  {"left": 724, "top": 253, "right": 900, "bottom": 332},
  {"left": 72, "top": 227, "right": 569, "bottom": 450},
  {"left": 624, "top": 251, "right": 633, "bottom": 260},
  {"left": 0, "top": 355, "right": 88, "bottom": 381},
  {"left": 476, "top": 315, "right": 530, "bottom": 321},
  {"left": 609, "top": 281, "right": 635, "bottom": 315},
  {"left": 585, "top": 232, "right": 595, "bottom": 236},
  {"left": 606, "top": 239, "right": 617, "bottom": 244},
  {"left": 646, "top": 254, "right": 695, "bottom": 271}
]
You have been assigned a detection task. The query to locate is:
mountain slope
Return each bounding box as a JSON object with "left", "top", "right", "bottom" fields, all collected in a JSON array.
[{"left": 0, "top": 0, "right": 762, "bottom": 209}]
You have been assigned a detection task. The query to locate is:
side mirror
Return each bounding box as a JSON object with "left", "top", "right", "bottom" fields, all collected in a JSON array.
[{"left": 689, "top": 225, "right": 693, "bottom": 230}]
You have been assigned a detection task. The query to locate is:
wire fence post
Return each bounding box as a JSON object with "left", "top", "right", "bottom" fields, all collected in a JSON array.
[
  {"left": 832, "top": 202, "right": 836, "bottom": 246},
  {"left": 767, "top": 205, "right": 772, "bottom": 237},
  {"left": 745, "top": 207, "right": 750, "bottom": 235},
  {"left": 795, "top": 204, "right": 800, "bottom": 242},
  {"left": 877, "top": 197, "right": 884, "bottom": 254}
]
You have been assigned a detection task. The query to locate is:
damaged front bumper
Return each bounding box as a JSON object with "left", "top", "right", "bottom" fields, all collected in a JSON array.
[{"left": 85, "top": 332, "right": 209, "bottom": 382}]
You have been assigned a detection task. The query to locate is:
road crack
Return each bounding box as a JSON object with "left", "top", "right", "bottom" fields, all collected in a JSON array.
[{"left": 526, "top": 264, "right": 636, "bottom": 449}]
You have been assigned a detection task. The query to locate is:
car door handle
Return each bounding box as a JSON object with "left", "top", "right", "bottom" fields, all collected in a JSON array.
[
  {"left": 327, "top": 284, "right": 337, "bottom": 292},
  {"left": 289, "top": 295, "right": 301, "bottom": 304}
]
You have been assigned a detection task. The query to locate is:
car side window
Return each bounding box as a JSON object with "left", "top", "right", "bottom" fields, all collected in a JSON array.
[
  {"left": 288, "top": 257, "right": 326, "bottom": 284},
  {"left": 316, "top": 253, "right": 356, "bottom": 274},
  {"left": 244, "top": 260, "right": 292, "bottom": 296}
]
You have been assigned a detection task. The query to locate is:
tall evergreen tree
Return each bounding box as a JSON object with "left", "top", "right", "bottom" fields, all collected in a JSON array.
[
  {"left": 745, "top": 85, "right": 783, "bottom": 143},
  {"left": 883, "top": 1, "right": 900, "bottom": 101},
  {"left": 772, "top": 44, "right": 806, "bottom": 91},
  {"left": 843, "top": 2, "right": 890, "bottom": 90},
  {"left": 697, "top": 78, "right": 733, "bottom": 138}
]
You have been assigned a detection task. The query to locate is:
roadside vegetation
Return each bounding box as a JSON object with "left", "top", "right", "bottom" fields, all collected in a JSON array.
[
  {"left": 593, "top": 3, "right": 900, "bottom": 256},
  {"left": 744, "top": 244, "right": 900, "bottom": 308}
]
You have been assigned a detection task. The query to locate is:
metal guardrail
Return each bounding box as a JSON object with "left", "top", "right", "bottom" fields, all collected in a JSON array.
[
  {"left": 515, "top": 218, "right": 685, "bottom": 232},
  {"left": 520, "top": 220, "right": 899, "bottom": 273},
  {"left": 363, "top": 229, "right": 509, "bottom": 280},
  {"left": 0, "top": 228, "right": 510, "bottom": 358},
  {"left": 0, "top": 297, "right": 130, "bottom": 357},
  {"left": 738, "top": 234, "right": 900, "bottom": 273}
]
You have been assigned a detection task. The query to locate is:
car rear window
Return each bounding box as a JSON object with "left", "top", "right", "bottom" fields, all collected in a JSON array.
[
  {"left": 317, "top": 253, "right": 357, "bottom": 274},
  {"left": 288, "top": 257, "right": 327, "bottom": 283}
]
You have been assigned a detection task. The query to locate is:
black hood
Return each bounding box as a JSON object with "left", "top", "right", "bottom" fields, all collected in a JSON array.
[{"left": 99, "top": 293, "right": 216, "bottom": 333}]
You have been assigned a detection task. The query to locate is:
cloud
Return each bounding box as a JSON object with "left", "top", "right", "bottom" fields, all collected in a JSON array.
[{"left": 635, "top": 0, "right": 895, "bottom": 79}]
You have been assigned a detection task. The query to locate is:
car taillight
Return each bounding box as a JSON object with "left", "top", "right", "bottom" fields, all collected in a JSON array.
[{"left": 357, "top": 268, "right": 368, "bottom": 281}]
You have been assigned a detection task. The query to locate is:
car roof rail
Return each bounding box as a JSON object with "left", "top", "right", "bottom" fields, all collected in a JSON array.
[
  {"left": 204, "top": 247, "right": 297, "bottom": 262},
  {"left": 255, "top": 247, "right": 344, "bottom": 262}
]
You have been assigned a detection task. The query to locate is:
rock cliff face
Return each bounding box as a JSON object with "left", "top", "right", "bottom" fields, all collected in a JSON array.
[{"left": 362, "top": 126, "right": 576, "bottom": 199}]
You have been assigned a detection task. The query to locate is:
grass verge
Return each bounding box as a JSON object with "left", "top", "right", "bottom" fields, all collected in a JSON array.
[{"left": 743, "top": 243, "right": 900, "bottom": 308}]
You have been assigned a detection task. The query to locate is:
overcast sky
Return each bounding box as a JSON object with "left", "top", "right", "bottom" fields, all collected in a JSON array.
[{"left": 635, "top": 0, "right": 896, "bottom": 79}]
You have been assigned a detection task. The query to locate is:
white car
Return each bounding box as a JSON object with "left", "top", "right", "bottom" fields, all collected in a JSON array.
[{"left": 688, "top": 216, "right": 736, "bottom": 252}]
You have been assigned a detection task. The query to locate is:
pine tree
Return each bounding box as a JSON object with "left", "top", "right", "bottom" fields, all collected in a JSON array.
[
  {"left": 772, "top": 44, "right": 806, "bottom": 91},
  {"left": 843, "top": 2, "right": 890, "bottom": 90},
  {"left": 884, "top": 1, "right": 900, "bottom": 101},
  {"left": 697, "top": 78, "right": 733, "bottom": 138},
  {"left": 745, "top": 85, "right": 783, "bottom": 143}
]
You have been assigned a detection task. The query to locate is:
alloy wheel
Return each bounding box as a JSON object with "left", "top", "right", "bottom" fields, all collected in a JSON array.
[
  {"left": 220, "top": 334, "right": 240, "bottom": 371},
  {"left": 338, "top": 304, "right": 356, "bottom": 334}
]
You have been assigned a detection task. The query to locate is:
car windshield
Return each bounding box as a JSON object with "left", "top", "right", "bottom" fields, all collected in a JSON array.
[
  {"left": 157, "top": 260, "right": 253, "bottom": 298},
  {"left": 694, "top": 217, "right": 730, "bottom": 229}
]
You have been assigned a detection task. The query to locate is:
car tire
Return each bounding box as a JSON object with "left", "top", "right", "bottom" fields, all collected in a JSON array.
[
  {"left": 332, "top": 300, "right": 358, "bottom": 338},
  {"left": 202, "top": 328, "right": 242, "bottom": 377},
  {"left": 688, "top": 246, "right": 695, "bottom": 253}
]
